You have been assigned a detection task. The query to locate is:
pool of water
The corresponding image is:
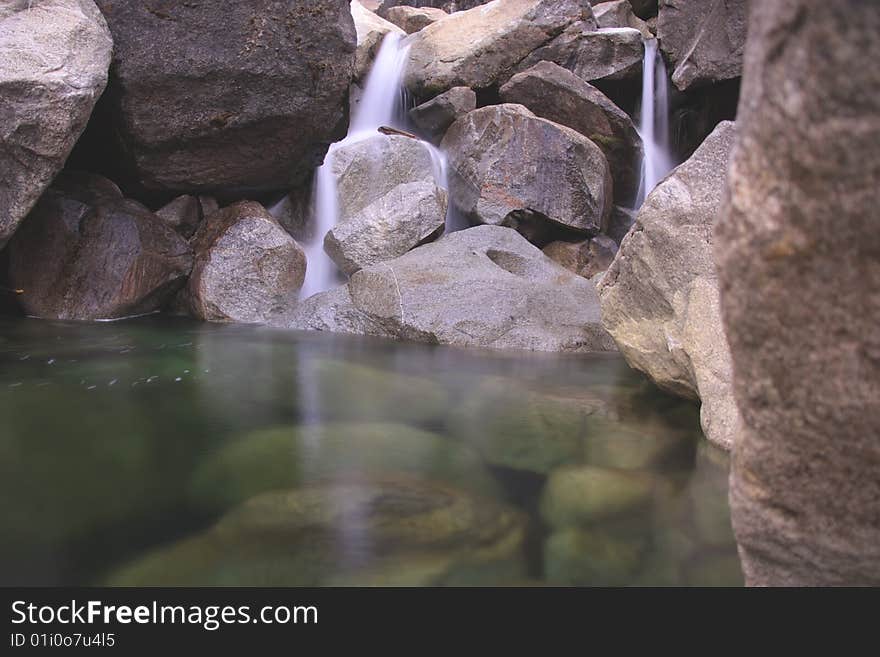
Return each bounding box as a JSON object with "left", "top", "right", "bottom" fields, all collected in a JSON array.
[{"left": 0, "top": 316, "right": 742, "bottom": 586}]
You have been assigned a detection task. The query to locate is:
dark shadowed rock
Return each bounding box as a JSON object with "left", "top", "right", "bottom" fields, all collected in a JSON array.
[
  {"left": 278, "top": 225, "right": 617, "bottom": 353},
  {"left": 93, "top": 0, "right": 356, "bottom": 193},
  {"left": 500, "top": 62, "right": 643, "bottom": 206},
  {"left": 404, "top": 0, "right": 594, "bottom": 97},
  {"left": 384, "top": 5, "right": 447, "bottom": 33},
  {"left": 513, "top": 24, "right": 643, "bottom": 84},
  {"left": 716, "top": 0, "right": 880, "bottom": 586},
  {"left": 543, "top": 235, "right": 618, "bottom": 279},
  {"left": 8, "top": 173, "right": 193, "bottom": 320},
  {"left": 657, "top": 0, "right": 747, "bottom": 90},
  {"left": 441, "top": 104, "right": 612, "bottom": 234},
  {"left": 599, "top": 121, "right": 739, "bottom": 450},
  {"left": 0, "top": 0, "right": 112, "bottom": 249},
  {"left": 408, "top": 87, "right": 476, "bottom": 144},
  {"left": 183, "top": 202, "right": 306, "bottom": 324},
  {"left": 155, "top": 196, "right": 202, "bottom": 238},
  {"left": 606, "top": 205, "right": 636, "bottom": 244}
]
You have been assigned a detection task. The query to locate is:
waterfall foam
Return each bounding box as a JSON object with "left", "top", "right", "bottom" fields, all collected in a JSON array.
[{"left": 635, "top": 39, "right": 674, "bottom": 208}]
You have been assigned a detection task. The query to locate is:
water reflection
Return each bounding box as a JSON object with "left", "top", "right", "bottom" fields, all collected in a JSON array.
[{"left": 0, "top": 316, "right": 743, "bottom": 586}]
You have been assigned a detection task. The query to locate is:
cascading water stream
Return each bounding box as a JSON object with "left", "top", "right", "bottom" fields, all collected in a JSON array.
[
  {"left": 300, "top": 32, "right": 449, "bottom": 300},
  {"left": 635, "top": 38, "right": 674, "bottom": 208}
]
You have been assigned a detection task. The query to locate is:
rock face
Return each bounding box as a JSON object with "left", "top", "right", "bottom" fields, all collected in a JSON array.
[
  {"left": 408, "top": 87, "right": 476, "bottom": 144},
  {"left": 404, "top": 0, "right": 595, "bottom": 97},
  {"left": 716, "top": 0, "right": 880, "bottom": 586},
  {"left": 514, "top": 25, "right": 643, "bottom": 84},
  {"left": 0, "top": 0, "right": 112, "bottom": 249},
  {"left": 325, "top": 134, "right": 446, "bottom": 275},
  {"left": 352, "top": 0, "right": 404, "bottom": 80},
  {"left": 500, "top": 62, "right": 643, "bottom": 206},
  {"left": 593, "top": 0, "right": 651, "bottom": 36},
  {"left": 384, "top": 5, "right": 447, "bottom": 33},
  {"left": 7, "top": 173, "right": 193, "bottom": 320},
  {"left": 441, "top": 104, "right": 612, "bottom": 234},
  {"left": 543, "top": 235, "right": 618, "bottom": 280},
  {"left": 598, "top": 121, "right": 738, "bottom": 450},
  {"left": 92, "top": 0, "right": 356, "bottom": 193},
  {"left": 279, "top": 225, "right": 617, "bottom": 353},
  {"left": 184, "top": 202, "right": 306, "bottom": 323},
  {"left": 657, "top": 0, "right": 747, "bottom": 90}
]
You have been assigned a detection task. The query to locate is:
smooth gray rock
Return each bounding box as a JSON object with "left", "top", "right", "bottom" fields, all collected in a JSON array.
[
  {"left": 278, "top": 225, "right": 617, "bottom": 353},
  {"left": 500, "top": 61, "right": 643, "bottom": 206},
  {"left": 441, "top": 104, "right": 612, "bottom": 234},
  {"left": 657, "top": 0, "right": 747, "bottom": 90},
  {"left": 384, "top": 5, "right": 446, "bottom": 33},
  {"left": 543, "top": 235, "right": 618, "bottom": 280},
  {"left": 184, "top": 201, "right": 306, "bottom": 324},
  {"left": 599, "top": 121, "right": 739, "bottom": 450},
  {"left": 93, "top": 0, "right": 356, "bottom": 193},
  {"left": 514, "top": 25, "right": 643, "bottom": 84},
  {"left": 0, "top": 0, "right": 112, "bottom": 249},
  {"left": 717, "top": 0, "right": 880, "bottom": 586},
  {"left": 403, "top": 0, "right": 595, "bottom": 97},
  {"left": 7, "top": 172, "right": 193, "bottom": 320},
  {"left": 408, "top": 87, "right": 476, "bottom": 144},
  {"left": 352, "top": 0, "right": 404, "bottom": 80}
]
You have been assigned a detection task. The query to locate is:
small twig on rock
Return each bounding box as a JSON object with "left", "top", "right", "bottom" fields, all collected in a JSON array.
[
  {"left": 1, "top": 286, "right": 24, "bottom": 295},
  {"left": 378, "top": 126, "right": 420, "bottom": 140}
]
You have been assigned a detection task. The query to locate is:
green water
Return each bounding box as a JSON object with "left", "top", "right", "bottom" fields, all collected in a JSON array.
[{"left": 0, "top": 316, "right": 742, "bottom": 586}]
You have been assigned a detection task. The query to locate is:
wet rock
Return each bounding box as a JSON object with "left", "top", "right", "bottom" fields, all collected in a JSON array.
[
  {"left": 183, "top": 201, "right": 306, "bottom": 324},
  {"left": 593, "top": 1, "right": 651, "bottom": 37},
  {"left": 598, "top": 121, "right": 739, "bottom": 450},
  {"left": 683, "top": 552, "right": 743, "bottom": 587},
  {"left": 540, "top": 465, "right": 654, "bottom": 529},
  {"left": 92, "top": 0, "right": 356, "bottom": 193},
  {"left": 408, "top": 87, "right": 476, "bottom": 144},
  {"left": 442, "top": 104, "right": 612, "bottom": 234},
  {"left": 326, "top": 134, "right": 446, "bottom": 275},
  {"left": 280, "top": 225, "right": 618, "bottom": 353},
  {"left": 189, "top": 422, "right": 498, "bottom": 513},
  {"left": 543, "top": 236, "right": 618, "bottom": 280},
  {"left": 657, "top": 0, "right": 747, "bottom": 91},
  {"left": 582, "top": 417, "right": 691, "bottom": 471},
  {"left": 352, "top": 0, "right": 404, "bottom": 80},
  {"left": 605, "top": 205, "right": 636, "bottom": 245},
  {"left": 500, "top": 62, "right": 643, "bottom": 205},
  {"left": 0, "top": 0, "right": 112, "bottom": 249},
  {"left": 384, "top": 5, "right": 446, "bottom": 33},
  {"left": 544, "top": 527, "right": 649, "bottom": 586},
  {"left": 8, "top": 173, "right": 193, "bottom": 320},
  {"left": 514, "top": 25, "right": 643, "bottom": 84},
  {"left": 404, "top": 0, "right": 595, "bottom": 97},
  {"left": 716, "top": 0, "right": 880, "bottom": 586}
]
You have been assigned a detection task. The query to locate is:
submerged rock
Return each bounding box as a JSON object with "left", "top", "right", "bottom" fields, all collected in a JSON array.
[
  {"left": 500, "top": 62, "right": 643, "bottom": 206},
  {"left": 0, "top": 0, "right": 112, "bottom": 249},
  {"left": 92, "top": 0, "right": 356, "bottom": 193},
  {"left": 279, "top": 225, "right": 618, "bottom": 353},
  {"left": 598, "top": 121, "right": 739, "bottom": 450},
  {"left": 8, "top": 173, "right": 193, "bottom": 320},
  {"left": 183, "top": 201, "right": 306, "bottom": 324},
  {"left": 325, "top": 134, "right": 446, "bottom": 275},
  {"left": 717, "top": 0, "right": 880, "bottom": 586},
  {"left": 352, "top": 0, "right": 405, "bottom": 80},
  {"left": 442, "top": 104, "right": 612, "bottom": 234},
  {"left": 544, "top": 526, "right": 650, "bottom": 586},
  {"left": 408, "top": 86, "right": 477, "bottom": 144},
  {"left": 111, "top": 476, "right": 526, "bottom": 586},
  {"left": 404, "top": 0, "right": 595, "bottom": 96}
]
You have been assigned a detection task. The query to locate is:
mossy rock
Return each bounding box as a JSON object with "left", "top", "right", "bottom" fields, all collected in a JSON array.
[
  {"left": 543, "top": 527, "right": 650, "bottom": 586},
  {"left": 582, "top": 417, "right": 692, "bottom": 471},
  {"left": 188, "top": 422, "right": 501, "bottom": 514}
]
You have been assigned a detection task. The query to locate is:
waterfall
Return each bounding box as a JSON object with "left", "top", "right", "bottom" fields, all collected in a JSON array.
[{"left": 635, "top": 39, "right": 674, "bottom": 208}]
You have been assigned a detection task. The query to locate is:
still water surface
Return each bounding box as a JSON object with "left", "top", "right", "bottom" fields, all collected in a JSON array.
[{"left": 0, "top": 317, "right": 742, "bottom": 586}]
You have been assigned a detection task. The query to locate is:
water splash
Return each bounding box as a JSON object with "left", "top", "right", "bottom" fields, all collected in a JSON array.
[{"left": 635, "top": 39, "right": 674, "bottom": 207}]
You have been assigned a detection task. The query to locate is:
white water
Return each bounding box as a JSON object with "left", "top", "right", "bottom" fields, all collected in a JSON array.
[
  {"left": 635, "top": 39, "right": 674, "bottom": 208},
  {"left": 300, "top": 33, "right": 450, "bottom": 299}
]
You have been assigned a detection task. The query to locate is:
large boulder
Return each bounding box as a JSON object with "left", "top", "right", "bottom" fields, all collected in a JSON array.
[
  {"left": 716, "top": 0, "right": 880, "bottom": 586},
  {"left": 500, "top": 61, "right": 643, "bottom": 206},
  {"left": 513, "top": 25, "right": 643, "bottom": 84},
  {"left": 657, "top": 0, "right": 748, "bottom": 91},
  {"left": 325, "top": 134, "right": 447, "bottom": 275},
  {"left": 441, "top": 104, "right": 612, "bottom": 234},
  {"left": 384, "top": 5, "right": 447, "bottom": 33},
  {"left": 0, "top": 0, "right": 112, "bottom": 249},
  {"left": 408, "top": 86, "right": 476, "bottom": 144},
  {"left": 92, "top": 0, "right": 356, "bottom": 193},
  {"left": 403, "top": 0, "right": 595, "bottom": 97},
  {"left": 352, "top": 0, "right": 404, "bottom": 80},
  {"left": 183, "top": 201, "right": 306, "bottom": 324},
  {"left": 278, "top": 225, "right": 617, "bottom": 353},
  {"left": 7, "top": 173, "right": 193, "bottom": 320},
  {"left": 598, "top": 121, "right": 739, "bottom": 450}
]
